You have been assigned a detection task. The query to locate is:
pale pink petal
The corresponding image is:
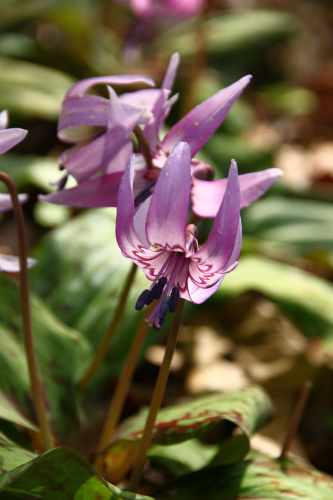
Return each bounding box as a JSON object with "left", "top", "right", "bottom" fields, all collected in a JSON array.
[
  {"left": 162, "top": 75, "right": 252, "bottom": 158},
  {"left": 0, "top": 193, "right": 28, "bottom": 212},
  {"left": 146, "top": 142, "right": 191, "bottom": 251},
  {"left": 191, "top": 167, "right": 283, "bottom": 218},
  {"left": 0, "top": 254, "right": 36, "bottom": 273},
  {"left": 39, "top": 172, "right": 124, "bottom": 207},
  {"left": 193, "top": 160, "right": 241, "bottom": 273},
  {"left": 65, "top": 75, "right": 155, "bottom": 98},
  {"left": 0, "top": 128, "right": 27, "bottom": 155}
]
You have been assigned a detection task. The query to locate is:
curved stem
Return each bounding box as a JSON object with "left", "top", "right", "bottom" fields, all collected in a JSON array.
[
  {"left": 133, "top": 125, "right": 154, "bottom": 171},
  {"left": 78, "top": 263, "right": 138, "bottom": 392},
  {"left": 0, "top": 172, "right": 53, "bottom": 452},
  {"left": 128, "top": 299, "right": 185, "bottom": 492},
  {"left": 93, "top": 303, "right": 154, "bottom": 473}
]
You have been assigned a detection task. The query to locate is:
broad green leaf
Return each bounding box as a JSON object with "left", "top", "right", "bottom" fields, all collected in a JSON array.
[
  {"left": 105, "top": 387, "right": 272, "bottom": 482},
  {"left": 29, "top": 208, "right": 165, "bottom": 388},
  {"left": 217, "top": 256, "right": 333, "bottom": 342},
  {"left": 0, "top": 57, "right": 74, "bottom": 119},
  {"left": 0, "top": 446, "right": 153, "bottom": 499},
  {"left": 168, "top": 453, "right": 333, "bottom": 500},
  {"left": 156, "top": 10, "right": 296, "bottom": 56},
  {"left": 0, "top": 154, "right": 59, "bottom": 193},
  {"left": 243, "top": 197, "right": 333, "bottom": 252},
  {"left": 0, "top": 433, "right": 37, "bottom": 476},
  {"left": 115, "top": 386, "right": 272, "bottom": 446},
  {"left": 0, "top": 391, "right": 38, "bottom": 432},
  {"left": 0, "top": 276, "right": 92, "bottom": 438}
]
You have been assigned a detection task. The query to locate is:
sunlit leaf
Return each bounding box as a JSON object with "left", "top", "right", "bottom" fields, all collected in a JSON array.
[
  {"left": 0, "top": 391, "right": 38, "bottom": 432},
  {"left": 0, "top": 433, "right": 37, "bottom": 476},
  {"left": 156, "top": 10, "right": 296, "bottom": 56},
  {"left": 29, "top": 208, "right": 165, "bottom": 389},
  {"left": 105, "top": 387, "right": 273, "bottom": 482},
  {"left": 167, "top": 453, "right": 333, "bottom": 500},
  {"left": 0, "top": 446, "right": 153, "bottom": 499},
  {"left": 243, "top": 197, "right": 333, "bottom": 252},
  {"left": 0, "top": 57, "right": 75, "bottom": 119}
]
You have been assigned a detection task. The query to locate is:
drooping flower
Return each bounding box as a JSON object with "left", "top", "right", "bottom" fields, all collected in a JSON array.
[
  {"left": 115, "top": 0, "right": 203, "bottom": 19},
  {"left": 41, "top": 53, "right": 282, "bottom": 217},
  {"left": 116, "top": 142, "right": 241, "bottom": 330},
  {"left": 0, "top": 111, "right": 35, "bottom": 272}
]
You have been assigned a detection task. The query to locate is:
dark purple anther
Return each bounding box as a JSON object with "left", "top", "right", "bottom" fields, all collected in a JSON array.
[
  {"left": 159, "top": 295, "right": 171, "bottom": 324},
  {"left": 151, "top": 276, "right": 167, "bottom": 300},
  {"left": 169, "top": 287, "right": 180, "bottom": 313},
  {"left": 135, "top": 289, "right": 151, "bottom": 310},
  {"left": 134, "top": 180, "right": 157, "bottom": 207}
]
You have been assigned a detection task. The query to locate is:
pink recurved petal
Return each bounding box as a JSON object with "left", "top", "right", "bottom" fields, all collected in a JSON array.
[
  {"left": 58, "top": 95, "right": 109, "bottom": 142},
  {"left": 65, "top": 75, "right": 155, "bottom": 98},
  {"left": 0, "top": 128, "right": 27, "bottom": 155},
  {"left": 146, "top": 142, "right": 191, "bottom": 251},
  {"left": 192, "top": 167, "right": 284, "bottom": 218},
  {"left": 187, "top": 275, "right": 224, "bottom": 304},
  {"left": 144, "top": 53, "right": 180, "bottom": 153},
  {"left": 39, "top": 172, "right": 124, "bottom": 208},
  {"left": 194, "top": 160, "right": 241, "bottom": 273},
  {"left": 0, "top": 254, "right": 36, "bottom": 273},
  {"left": 0, "top": 193, "right": 28, "bottom": 212},
  {"left": 162, "top": 75, "right": 252, "bottom": 158},
  {"left": 0, "top": 110, "right": 8, "bottom": 129},
  {"left": 63, "top": 127, "right": 130, "bottom": 181},
  {"left": 116, "top": 156, "right": 147, "bottom": 259}
]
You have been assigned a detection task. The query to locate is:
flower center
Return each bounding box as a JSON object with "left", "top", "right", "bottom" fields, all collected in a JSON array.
[{"left": 135, "top": 251, "right": 184, "bottom": 330}]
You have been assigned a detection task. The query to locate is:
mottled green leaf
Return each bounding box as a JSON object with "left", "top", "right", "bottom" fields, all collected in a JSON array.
[
  {"left": 0, "top": 391, "right": 38, "bottom": 432},
  {"left": 168, "top": 453, "right": 333, "bottom": 500},
  {"left": 243, "top": 197, "right": 333, "bottom": 252},
  {"left": 156, "top": 10, "right": 296, "bottom": 56},
  {"left": 0, "top": 433, "right": 37, "bottom": 476},
  {"left": 29, "top": 209, "right": 165, "bottom": 388},
  {"left": 0, "top": 276, "right": 92, "bottom": 437},
  {"left": 0, "top": 57, "right": 74, "bottom": 119},
  {"left": 0, "top": 446, "right": 153, "bottom": 499},
  {"left": 116, "top": 386, "right": 272, "bottom": 446}
]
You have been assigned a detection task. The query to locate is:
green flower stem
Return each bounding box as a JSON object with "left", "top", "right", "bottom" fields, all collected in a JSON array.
[
  {"left": 78, "top": 263, "right": 137, "bottom": 392},
  {"left": 280, "top": 380, "right": 312, "bottom": 458},
  {"left": 133, "top": 125, "right": 154, "bottom": 171},
  {"left": 128, "top": 298, "right": 185, "bottom": 492},
  {"left": 93, "top": 303, "right": 154, "bottom": 474},
  {"left": 0, "top": 172, "right": 53, "bottom": 452}
]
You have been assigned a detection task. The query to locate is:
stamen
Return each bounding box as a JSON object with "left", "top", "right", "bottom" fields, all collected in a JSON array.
[
  {"left": 169, "top": 287, "right": 180, "bottom": 313},
  {"left": 57, "top": 175, "right": 68, "bottom": 190},
  {"left": 159, "top": 296, "right": 171, "bottom": 324},
  {"left": 135, "top": 289, "right": 151, "bottom": 310},
  {"left": 150, "top": 276, "right": 167, "bottom": 300},
  {"left": 134, "top": 180, "right": 157, "bottom": 207}
]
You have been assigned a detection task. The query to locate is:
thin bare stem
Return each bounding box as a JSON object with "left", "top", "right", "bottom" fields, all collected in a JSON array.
[
  {"left": 129, "top": 299, "right": 185, "bottom": 492},
  {"left": 280, "top": 380, "right": 312, "bottom": 458},
  {"left": 133, "top": 125, "right": 154, "bottom": 171},
  {"left": 78, "top": 263, "right": 138, "bottom": 392},
  {"left": 93, "top": 303, "right": 154, "bottom": 473},
  {"left": 0, "top": 172, "right": 53, "bottom": 452}
]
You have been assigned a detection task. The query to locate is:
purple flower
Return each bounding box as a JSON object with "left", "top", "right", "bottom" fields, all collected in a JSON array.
[
  {"left": 115, "top": 0, "right": 203, "bottom": 19},
  {"left": 41, "top": 54, "right": 282, "bottom": 216},
  {"left": 0, "top": 111, "right": 35, "bottom": 272},
  {"left": 116, "top": 142, "right": 241, "bottom": 329}
]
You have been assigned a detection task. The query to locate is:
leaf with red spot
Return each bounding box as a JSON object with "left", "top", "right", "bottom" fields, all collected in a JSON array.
[
  {"left": 105, "top": 386, "right": 273, "bottom": 482},
  {"left": 167, "top": 452, "right": 333, "bottom": 500},
  {"left": 0, "top": 444, "right": 153, "bottom": 500}
]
